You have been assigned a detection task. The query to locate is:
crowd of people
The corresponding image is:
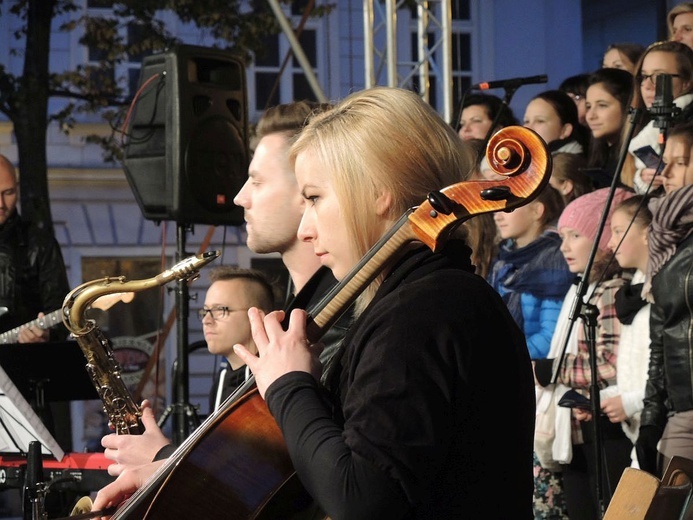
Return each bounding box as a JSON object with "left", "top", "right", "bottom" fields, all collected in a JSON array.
[
  {"left": 64, "top": 3, "right": 693, "bottom": 519},
  {"left": 459, "top": 4, "right": 693, "bottom": 518}
]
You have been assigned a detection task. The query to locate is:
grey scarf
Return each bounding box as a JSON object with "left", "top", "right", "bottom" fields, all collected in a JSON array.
[{"left": 643, "top": 184, "right": 693, "bottom": 302}]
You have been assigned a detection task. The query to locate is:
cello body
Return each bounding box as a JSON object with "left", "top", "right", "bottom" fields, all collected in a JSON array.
[{"left": 112, "top": 387, "right": 324, "bottom": 519}]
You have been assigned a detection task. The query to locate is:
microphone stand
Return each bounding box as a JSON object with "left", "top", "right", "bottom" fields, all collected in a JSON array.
[
  {"left": 481, "top": 86, "right": 519, "bottom": 145},
  {"left": 551, "top": 107, "right": 643, "bottom": 518},
  {"left": 170, "top": 223, "right": 200, "bottom": 445},
  {"left": 476, "top": 86, "right": 519, "bottom": 164}
]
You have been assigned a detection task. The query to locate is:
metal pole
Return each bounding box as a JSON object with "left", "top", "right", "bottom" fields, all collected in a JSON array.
[
  {"left": 363, "top": 0, "right": 375, "bottom": 87},
  {"left": 417, "top": 1, "right": 430, "bottom": 103},
  {"left": 172, "top": 224, "right": 191, "bottom": 445},
  {"left": 266, "top": 0, "right": 328, "bottom": 102},
  {"left": 386, "top": 0, "right": 397, "bottom": 86},
  {"left": 440, "top": 0, "right": 453, "bottom": 123}
]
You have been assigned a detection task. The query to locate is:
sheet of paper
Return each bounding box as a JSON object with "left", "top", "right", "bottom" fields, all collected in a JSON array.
[{"left": 0, "top": 364, "right": 64, "bottom": 460}]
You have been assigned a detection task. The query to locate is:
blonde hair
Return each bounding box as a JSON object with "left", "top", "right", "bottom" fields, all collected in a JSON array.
[
  {"left": 290, "top": 87, "right": 475, "bottom": 311},
  {"left": 668, "top": 3, "right": 693, "bottom": 39}
]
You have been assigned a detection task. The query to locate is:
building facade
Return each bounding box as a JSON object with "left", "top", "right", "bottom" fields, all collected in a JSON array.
[{"left": 0, "top": 0, "right": 665, "bottom": 451}]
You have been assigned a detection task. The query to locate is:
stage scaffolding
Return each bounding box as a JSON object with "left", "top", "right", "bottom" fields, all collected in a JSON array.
[{"left": 267, "top": 0, "right": 453, "bottom": 122}]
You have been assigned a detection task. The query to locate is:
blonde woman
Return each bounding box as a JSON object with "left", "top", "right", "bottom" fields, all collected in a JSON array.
[
  {"left": 669, "top": 2, "right": 693, "bottom": 49},
  {"left": 93, "top": 87, "right": 537, "bottom": 519}
]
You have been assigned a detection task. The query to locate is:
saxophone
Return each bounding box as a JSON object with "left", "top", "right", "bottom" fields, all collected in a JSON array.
[{"left": 62, "top": 250, "right": 220, "bottom": 435}]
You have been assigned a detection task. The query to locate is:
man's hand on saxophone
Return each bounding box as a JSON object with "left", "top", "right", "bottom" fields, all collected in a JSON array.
[{"left": 101, "top": 400, "right": 170, "bottom": 476}]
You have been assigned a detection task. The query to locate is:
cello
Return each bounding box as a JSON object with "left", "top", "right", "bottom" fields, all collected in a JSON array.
[{"left": 91, "top": 126, "right": 552, "bottom": 519}]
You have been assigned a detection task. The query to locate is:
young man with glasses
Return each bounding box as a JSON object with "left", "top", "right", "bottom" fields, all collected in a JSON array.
[
  {"left": 101, "top": 266, "right": 276, "bottom": 474},
  {"left": 198, "top": 267, "right": 276, "bottom": 412}
]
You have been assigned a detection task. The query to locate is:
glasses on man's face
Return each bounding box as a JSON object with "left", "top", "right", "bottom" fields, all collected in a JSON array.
[
  {"left": 637, "top": 73, "right": 681, "bottom": 86},
  {"left": 197, "top": 306, "right": 249, "bottom": 321}
]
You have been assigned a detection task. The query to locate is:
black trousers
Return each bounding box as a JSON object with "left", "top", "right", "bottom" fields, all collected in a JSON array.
[{"left": 560, "top": 416, "right": 633, "bottom": 520}]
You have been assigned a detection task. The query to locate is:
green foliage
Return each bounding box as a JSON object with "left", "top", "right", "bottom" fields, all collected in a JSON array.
[{"left": 1, "top": 0, "right": 333, "bottom": 163}]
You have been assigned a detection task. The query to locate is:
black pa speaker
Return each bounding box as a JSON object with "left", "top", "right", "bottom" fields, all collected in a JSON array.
[{"left": 123, "top": 44, "right": 248, "bottom": 226}]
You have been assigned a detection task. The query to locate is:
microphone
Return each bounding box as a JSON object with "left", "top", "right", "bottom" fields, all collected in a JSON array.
[
  {"left": 472, "top": 74, "right": 548, "bottom": 90},
  {"left": 23, "top": 441, "right": 45, "bottom": 519},
  {"left": 649, "top": 73, "right": 681, "bottom": 135}
]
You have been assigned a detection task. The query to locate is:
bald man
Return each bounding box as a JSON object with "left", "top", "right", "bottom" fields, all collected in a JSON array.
[{"left": 0, "top": 154, "right": 70, "bottom": 343}]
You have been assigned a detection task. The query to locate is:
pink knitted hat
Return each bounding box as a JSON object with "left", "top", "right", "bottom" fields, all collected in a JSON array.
[{"left": 557, "top": 187, "right": 634, "bottom": 252}]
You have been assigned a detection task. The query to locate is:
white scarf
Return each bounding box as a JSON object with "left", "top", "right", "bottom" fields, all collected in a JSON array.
[{"left": 536, "top": 283, "right": 587, "bottom": 465}]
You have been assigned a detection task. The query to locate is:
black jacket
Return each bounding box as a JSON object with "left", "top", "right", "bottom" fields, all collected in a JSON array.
[
  {"left": 0, "top": 212, "right": 70, "bottom": 339},
  {"left": 640, "top": 234, "right": 693, "bottom": 431},
  {"left": 267, "top": 243, "right": 534, "bottom": 519}
]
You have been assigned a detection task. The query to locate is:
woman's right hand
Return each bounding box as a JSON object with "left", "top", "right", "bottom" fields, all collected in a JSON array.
[{"left": 573, "top": 408, "right": 593, "bottom": 422}]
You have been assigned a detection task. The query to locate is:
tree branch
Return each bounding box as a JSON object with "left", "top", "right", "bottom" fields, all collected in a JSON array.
[{"left": 48, "top": 88, "right": 130, "bottom": 107}]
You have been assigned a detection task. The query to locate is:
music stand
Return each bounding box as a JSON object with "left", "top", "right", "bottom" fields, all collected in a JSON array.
[
  {"left": 0, "top": 341, "right": 99, "bottom": 461},
  {"left": 0, "top": 341, "right": 98, "bottom": 404},
  {"left": 0, "top": 363, "right": 64, "bottom": 460}
]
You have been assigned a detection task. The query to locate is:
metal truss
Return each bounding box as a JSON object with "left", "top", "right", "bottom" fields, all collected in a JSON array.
[
  {"left": 266, "top": 0, "right": 452, "bottom": 120},
  {"left": 363, "top": 0, "right": 453, "bottom": 122}
]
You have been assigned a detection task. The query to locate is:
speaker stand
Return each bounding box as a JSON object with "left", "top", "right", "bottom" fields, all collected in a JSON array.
[{"left": 171, "top": 223, "right": 200, "bottom": 445}]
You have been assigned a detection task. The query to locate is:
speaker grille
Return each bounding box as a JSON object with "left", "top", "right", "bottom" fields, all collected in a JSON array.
[{"left": 123, "top": 44, "right": 248, "bottom": 226}]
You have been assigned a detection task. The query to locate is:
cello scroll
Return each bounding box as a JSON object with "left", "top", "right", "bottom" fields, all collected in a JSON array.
[{"left": 408, "top": 125, "right": 552, "bottom": 252}]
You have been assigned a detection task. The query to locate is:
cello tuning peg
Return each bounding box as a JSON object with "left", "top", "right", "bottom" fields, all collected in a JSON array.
[
  {"left": 427, "top": 191, "right": 456, "bottom": 215},
  {"left": 480, "top": 186, "right": 512, "bottom": 201}
]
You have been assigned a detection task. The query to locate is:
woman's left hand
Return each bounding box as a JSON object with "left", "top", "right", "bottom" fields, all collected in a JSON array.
[{"left": 234, "top": 308, "right": 323, "bottom": 398}]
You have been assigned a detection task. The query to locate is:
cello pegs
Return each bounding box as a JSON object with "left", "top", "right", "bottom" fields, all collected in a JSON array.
[{"left": 427, "top": 191, "right": 456, "bottom": 215}]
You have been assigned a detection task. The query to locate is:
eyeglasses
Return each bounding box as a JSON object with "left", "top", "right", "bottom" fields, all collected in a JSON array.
[
  {"left": 636, "top": 73, "right": 681, "bottom": 86},
  {"left": 197, "top": 306, "right": 249, "bottom": 321}
]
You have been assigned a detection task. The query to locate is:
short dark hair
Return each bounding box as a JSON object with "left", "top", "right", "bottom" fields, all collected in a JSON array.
[
  {"left": 208, "top": 266, "right": 276, "bottom": 312},
  {"left": 535, "top": 184, "right": 566, "bottom": 228},
  {"left": 460, "top": 93, "right": 519, "bottom": 129},
  {"left": 551, "top": 152, "right": 593, "bottom": 204},
  {"left": 559, "top": 73, "right": 590, "bottom": 98}
]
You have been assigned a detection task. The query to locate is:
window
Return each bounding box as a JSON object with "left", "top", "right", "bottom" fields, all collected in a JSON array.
[
  {"left": 452, "top": 0, "right": 471, "bottom": 20},
  {"left": 407, "top": 0, "right": 475, "bottom": 116},
  {"left": 84, "top": 16, "right": 116, "bottom": 96},
  {"left": 451, "top": 0, "right": 474, "bottom": 119},
  {"left": 83, "top": 5, "right": 149, "bottom": 100},
  {"left": 452, "top": 32, "right": 472, "bottom": 97},
  {"left": 249, "top": 6, "right": 321, "bottom": 120},
  {"left": 125, "top": 22, "right": 147, "bottom": 96}
]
